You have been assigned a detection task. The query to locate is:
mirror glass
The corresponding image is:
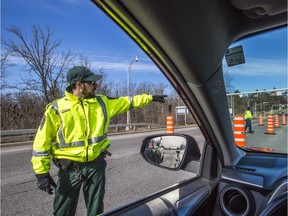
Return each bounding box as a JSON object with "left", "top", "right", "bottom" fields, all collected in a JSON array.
[{"left": 144, "top": 135, "right": 187, "bottom": 169}]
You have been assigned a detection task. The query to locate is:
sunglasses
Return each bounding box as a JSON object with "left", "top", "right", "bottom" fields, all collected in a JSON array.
[{"left": 82, "top": 81, "right": 96, "bottom": 86}]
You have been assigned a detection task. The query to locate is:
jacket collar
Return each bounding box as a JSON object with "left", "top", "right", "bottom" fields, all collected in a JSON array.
[{"left": 64, "top": 90, "right": 97, "bottom": 103}]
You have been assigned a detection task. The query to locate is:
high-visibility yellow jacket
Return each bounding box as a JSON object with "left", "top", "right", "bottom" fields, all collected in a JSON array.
[
  {"left": 244, "top": 110, "right": 253, "bottom": 120},
  {"left": 31, "top": 91, "right": 153, "bottom": 174}
]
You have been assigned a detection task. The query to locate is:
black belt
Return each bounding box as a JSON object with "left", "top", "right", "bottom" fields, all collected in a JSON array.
[{"left": 52, "top": 150, "right": 111, "bottom": 171}]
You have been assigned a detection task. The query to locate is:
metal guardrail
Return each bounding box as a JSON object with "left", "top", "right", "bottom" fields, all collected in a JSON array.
[
  {"left": 1, "top": 129, "right": 38, "bottom": 137},
  {"left": 0, "top": 123, "right": 166, "bottom": 145}
]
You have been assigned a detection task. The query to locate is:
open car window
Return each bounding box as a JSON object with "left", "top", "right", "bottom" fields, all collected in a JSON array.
[{"left": 224, "top": 27, "right": 287, "bottom": 154}]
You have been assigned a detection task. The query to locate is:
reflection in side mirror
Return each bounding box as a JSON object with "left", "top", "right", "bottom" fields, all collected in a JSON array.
[
  {"left": 141, "top": 133, "right": 201, "bottom": 170},
  {"left": 144, "top": 135, "right": 187, "bottom": 169}
]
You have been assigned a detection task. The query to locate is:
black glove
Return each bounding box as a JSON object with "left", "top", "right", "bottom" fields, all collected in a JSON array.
[
  {"left": 152, "top": 95, "right": 167, "bottom": 103},
  {"left": 35, "top": 173, "right": 57, "bottom": 195}
]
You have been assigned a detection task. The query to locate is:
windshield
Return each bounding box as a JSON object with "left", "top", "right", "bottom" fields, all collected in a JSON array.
[{"left": 223, "top": 27, "right": 287, "bottom": 154}]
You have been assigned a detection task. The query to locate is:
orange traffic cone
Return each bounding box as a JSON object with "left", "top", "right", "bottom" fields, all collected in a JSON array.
[
  {"left": 274, "top": 115, "right": 281, "bottom": 128},
  {"left": 166, "top": 116, "right": 174, "bottom": 133},
  {"left": 258, "top": 114, "right": 264, "bottom": 126},
  {"left": 282, "top": 115, "right": 287, "bottom": 125},
  {"left": 233, "top": 115, "right": 246, "bottom": 147},
  {"left": 265, "top": 115, "right": 276, "bottom": 135}
]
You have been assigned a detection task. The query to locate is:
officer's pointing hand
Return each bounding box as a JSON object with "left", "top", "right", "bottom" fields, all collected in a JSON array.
[{"left": 152, "top": 95, "right": 168, "bottom": 103}]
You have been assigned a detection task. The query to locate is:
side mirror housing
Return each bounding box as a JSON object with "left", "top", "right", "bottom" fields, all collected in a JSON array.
[{"left": 140, "top": 133, "right": 201, "bottom": 170}]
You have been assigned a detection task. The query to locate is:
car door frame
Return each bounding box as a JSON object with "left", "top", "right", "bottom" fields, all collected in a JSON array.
[{"left": 102, "top": 143, "right": 221, "bottom": 216}]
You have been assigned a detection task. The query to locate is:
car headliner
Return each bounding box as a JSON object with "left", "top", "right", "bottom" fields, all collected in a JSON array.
[{"left": 92, "top": 0, "right": 287, "bottom": 166}]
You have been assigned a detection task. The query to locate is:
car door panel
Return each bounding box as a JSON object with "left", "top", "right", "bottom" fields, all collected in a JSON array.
[{"left": 103, "top": 177, "right": 219, "bottom": 216}]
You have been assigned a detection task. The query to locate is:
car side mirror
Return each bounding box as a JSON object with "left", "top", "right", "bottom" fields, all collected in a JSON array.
[{"left": 140, "top": 133, "right": 201, "bottom": 170}]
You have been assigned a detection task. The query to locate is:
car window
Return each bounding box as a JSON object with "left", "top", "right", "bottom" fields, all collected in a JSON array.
[
  {"left": 104, "top": 68, "right": 206, "bottom": 211},
  {"left": 223, "top": 27, "right": 287, "bottom": 154},
  {"left": 1, "top": 3, "right": 205, "bottom": 215}
]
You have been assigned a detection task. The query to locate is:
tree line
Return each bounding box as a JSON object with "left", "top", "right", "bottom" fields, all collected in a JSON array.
[
  {"left": 229, "top": 90, "right": 287, "bottom": 117},
  {"left": 1, "top": 25, "right": 195, "bottom": 130}
]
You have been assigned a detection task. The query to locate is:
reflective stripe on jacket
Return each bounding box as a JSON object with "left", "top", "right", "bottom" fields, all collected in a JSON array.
[
  {"left": 31, "top": 91, "right": 153, "bottom": 174},
  {"left": 244, "top": 110, "right": 253, "bottom": 120}
]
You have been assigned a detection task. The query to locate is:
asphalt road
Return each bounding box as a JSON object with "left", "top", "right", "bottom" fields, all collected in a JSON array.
[
  {"left": 245, "top": 117, "right": 287, "bottom": 153},
  {"left": 1, "top": 127, "right": 203, "bottom": 216},
  {"left": 1, "top": 121, "right": 286, "bottom": 216}
]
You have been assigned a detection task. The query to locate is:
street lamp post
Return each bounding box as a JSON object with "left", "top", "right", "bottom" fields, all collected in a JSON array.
[{"left": 126, "top": 56, "right": 139, "bottom": 130}]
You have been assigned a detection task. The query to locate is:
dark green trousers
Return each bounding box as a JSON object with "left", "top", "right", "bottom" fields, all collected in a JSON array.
[{"left": 53, "top": 159, "right": 107, "bottom": 216}]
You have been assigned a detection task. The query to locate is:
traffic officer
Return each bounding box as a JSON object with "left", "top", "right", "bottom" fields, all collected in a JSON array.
[
  {"left": 244, "top": 107, "right": 254, "bottom": 133},
  {"left": 31, "top": 66, "right": 167, "bottom": 216}
]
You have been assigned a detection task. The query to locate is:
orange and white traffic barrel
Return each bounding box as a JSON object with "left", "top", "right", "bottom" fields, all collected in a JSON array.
[
  {"left": 265, "top": 115, "right": 276, "bottom": 135},
  {"left": 282, "top": 115, "right": 287, "bottom": 125},
  {"left": 258, "top": 114, "right": 264, "bottom": 126},
  {"left": 233, "top": 115, "right": 246, "bottom": 147},
  {"left": 166, "top": 116, "right": 174, "bottom": 133},
  {"left": 274, "top": 115, "right": 281, "bottom": 128}
]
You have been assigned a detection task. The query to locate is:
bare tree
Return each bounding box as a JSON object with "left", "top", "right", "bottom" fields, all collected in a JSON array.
[
  {"left": 78, "top": 54, "right": 92, "bottom": 69},
  {"left": 1, "top": 91, "right": 44, "bottom": 130},
  {"left": 224, "top": 71, "right": 234, "bottom": 93},
  {"left": 1, "top": 25, "right": 74, "bottom": 103},
  {"left": 94, "top": 68, "right": 113, "bottom": 96},
  {"left": 166, "top": 88, "right": 196, "bottom": 125},
  {"left": 110, "top": 81, "right": 126, "bottom": 98},
  {"left": 133, "top": 81, "right": 168, "bottom": 124},
  {"left": 0, "top": 51, "right": 14, "bottom": 90}
]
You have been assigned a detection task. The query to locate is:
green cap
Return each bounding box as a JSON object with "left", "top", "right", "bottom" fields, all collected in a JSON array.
[{"left": 66, "top": 66, "right": 103, "bottom": 85}]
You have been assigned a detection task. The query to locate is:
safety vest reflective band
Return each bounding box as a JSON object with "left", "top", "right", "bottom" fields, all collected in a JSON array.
[
  {"left": 32, "top": 149, "right": 50, "bottom": 157},
  {"left": 96, "top": 96, "right": 107, "bottom": 135},
  {"left": 51, "top": 96, "right": 108, "bottom": 148},
  {"left": 88, "top": 133, "right": 107, "bottom": 145},
  {"left": 54, "top": 134, "right": 108, "bottom": 148},
  {"left": 57, "top": 140, "right": 85, "bottom": 148},
  {"left": 51, "top": 101, "right": 66, "bottom": 148}
]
